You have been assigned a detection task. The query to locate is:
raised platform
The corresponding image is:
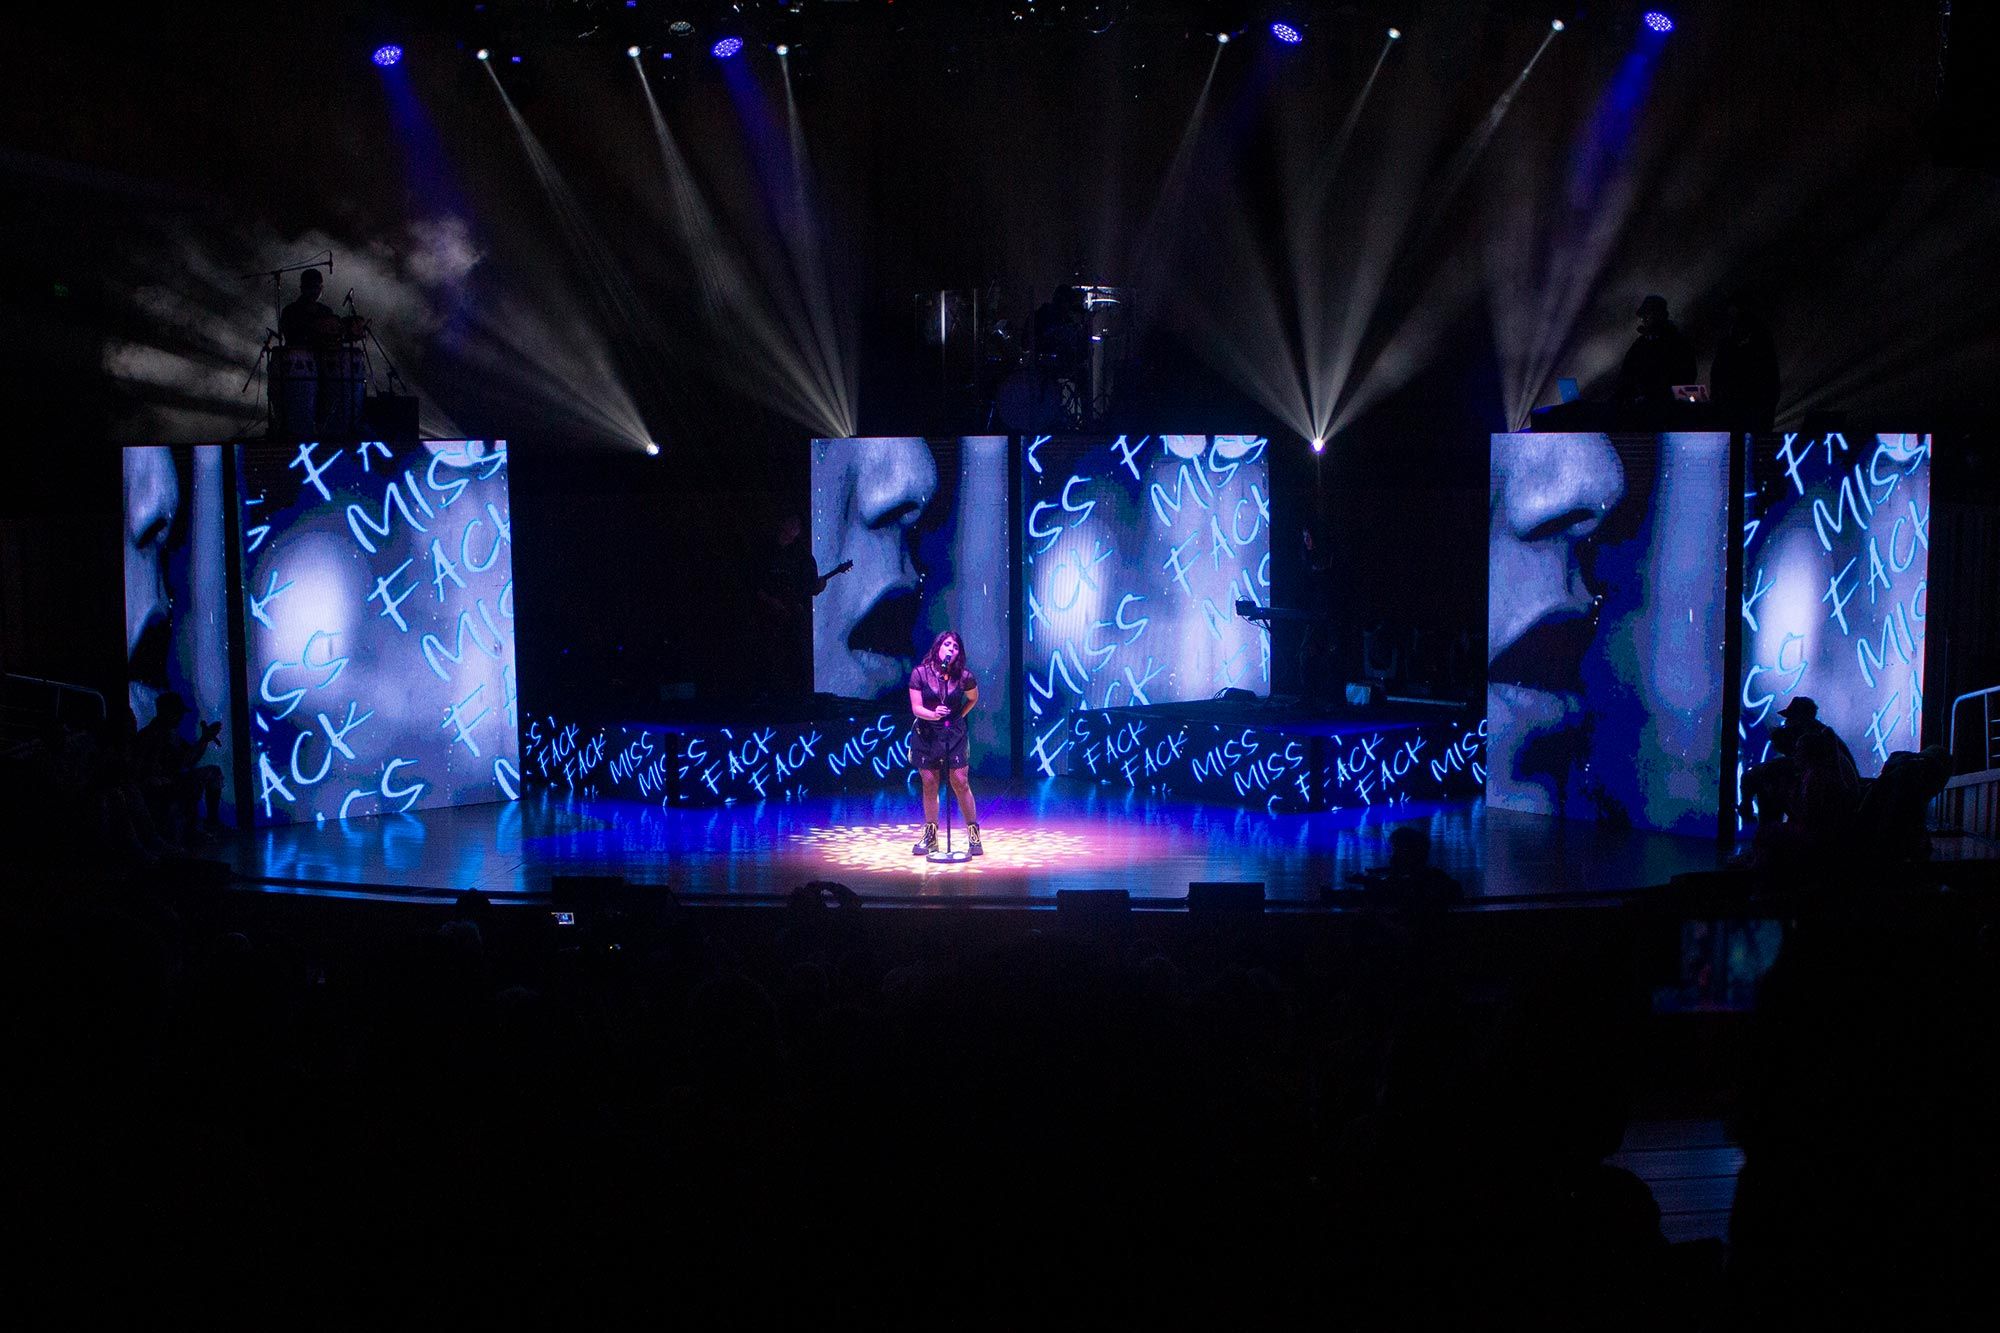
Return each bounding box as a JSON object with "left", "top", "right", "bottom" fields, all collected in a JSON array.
[
  {"left": 217, "top": 778, "right": 1725, "bottom": 906},
  {"left": 1037, "top": 697, "right": 1485, "bottom": 812},
  {"left": 521, "top": 696, "right": 1486, "bottom": 814}
]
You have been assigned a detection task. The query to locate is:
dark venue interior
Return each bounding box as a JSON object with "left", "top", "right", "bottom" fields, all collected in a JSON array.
[{"left": 4, "top": 0, "right": 1998, "bottom": 1322}]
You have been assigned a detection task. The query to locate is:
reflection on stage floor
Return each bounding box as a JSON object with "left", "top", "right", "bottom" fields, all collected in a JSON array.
[{"left": 219, "top": 781, "right": 1727, "bottom": 906}]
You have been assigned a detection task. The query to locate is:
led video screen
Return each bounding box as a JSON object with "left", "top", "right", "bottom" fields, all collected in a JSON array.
[
  {"left": 811, "top": 436, "right": 1013, "bottom": 777},
  {"left": 1740, "top": 432, "right": 1930, "bottom": 779},
  {"left": 238, "top": 439, "right": 518, "bottom": 824},
  {"left": 1487, "top": 432, "right": 1731, "bottom": 836},
  {"left": 123, "top": 445, "right": 241, "bottom": 824},
  {"left": 1021, "top": 434, "right": 1271, "bottom": 743}
]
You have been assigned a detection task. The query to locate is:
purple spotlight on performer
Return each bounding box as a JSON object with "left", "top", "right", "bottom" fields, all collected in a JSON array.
[
  {"left": 372, "top": 44, "right": 403, "bottom": 67},
  {"left": 712, "top": 35, "right": 744, "bottom": 59},
  {"left": 908, "top": 630, "right": 983, "bottom": 859},
  {"left": 1643, "top": 11, "right": 1674, "bottom": 33}
]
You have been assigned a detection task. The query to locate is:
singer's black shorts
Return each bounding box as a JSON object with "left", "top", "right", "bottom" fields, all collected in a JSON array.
[{"left": 911, "top": 721, "right": 970, "bottom": 773}]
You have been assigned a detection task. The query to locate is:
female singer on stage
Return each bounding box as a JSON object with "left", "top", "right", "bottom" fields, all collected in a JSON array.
[{"left": 909, "top": 630, "right": 982, "bottom": 856}]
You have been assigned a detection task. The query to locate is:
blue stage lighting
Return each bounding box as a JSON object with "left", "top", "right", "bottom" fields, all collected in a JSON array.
[
  {"left": 372, "top": 44, "right": 403, "bottom": 67},
  {"left": 1271, "top": 22, "right": 1302, "bottom": 45},
  {"left": 712, "top": 36, "right": 744, "bottom": 59},
  {"left": 1643, "top": 11, "right": 1674, "bottom": 33}
]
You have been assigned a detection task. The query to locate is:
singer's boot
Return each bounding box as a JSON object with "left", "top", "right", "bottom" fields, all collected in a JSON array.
[
  {"left": 966, "top": 822, "right": 984, "bottom": 856},
  {"left": 912, "top": 822, "right": 938, "bottom": 856}
]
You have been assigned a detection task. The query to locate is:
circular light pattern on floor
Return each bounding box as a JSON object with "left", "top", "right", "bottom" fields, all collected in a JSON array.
[{"left": 794, "top": 823, "right": 1091, "bottom": 875}]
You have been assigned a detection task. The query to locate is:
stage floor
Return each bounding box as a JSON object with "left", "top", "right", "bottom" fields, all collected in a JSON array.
[{"left": 219, "top": 781, "right": 1730, "bottom": 906}]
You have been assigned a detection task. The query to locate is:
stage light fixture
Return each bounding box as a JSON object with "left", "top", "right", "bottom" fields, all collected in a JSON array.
[
  {"left": 475, "top": 48, "right": 490, "bottom": 61},
  {"left": 644, "top": 441, "right": 661, "bottom": 456},
  {"left": 510, "top": 55, "right": 522, "bottom": 63},
  {"left": 669, "top": 20, "right": 694, "bottom": 36},
  {"left": 1271, "top": 22, "right": 1302, "bottom": 45},
  {"left": 1310, "top": 436, "right": 1326, "bottom": 454},
  {"left": 712, "top": 35, "right": 743, "bottom": 59},
  {"left": 372, "top": 44, "right": 403, "bottom": 67},
  {"left": 1387, "top": 27, "right": 1402, "bottom": 40},
  {"left": 1551, "top": 19, "right": 1565, "bottom": 32},
  {"left": 775, "top": 43, "right": 790, "bottom": 56},
  {"left": 628, "top": 44, "right": 641, "bottom": 58},
  {"left": 1643, "top": 11, "right": 1673, "bottom": 32},
  {"left": 1216, "top": 31, "right": 1231, "bottom": 45}
]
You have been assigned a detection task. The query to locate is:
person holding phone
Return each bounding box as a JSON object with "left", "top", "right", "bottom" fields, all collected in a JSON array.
[{"left": 908, "top": 630, "right": 982, "bottom": 856}]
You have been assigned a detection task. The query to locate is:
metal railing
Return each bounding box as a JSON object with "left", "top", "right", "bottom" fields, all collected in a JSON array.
[
  {"left": 1949, "top": 685, "right": 2000, "bottom": 774},
  {"left": 0, "top": 672, "right": 108, "bottom": 739}
]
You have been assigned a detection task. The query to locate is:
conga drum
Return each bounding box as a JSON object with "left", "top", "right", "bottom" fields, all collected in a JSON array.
[
  {"left": 272, "top": 346, "right": 319, "bottom": 438},
  {"left": 317, "top": 345, "right": 369, "bottom": 436}
]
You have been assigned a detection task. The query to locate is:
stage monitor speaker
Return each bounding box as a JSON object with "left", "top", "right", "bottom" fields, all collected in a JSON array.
[
  {"left": 1057, "top": 888, "right": 1132, "bottom": 920},
  {"left": 551, "top": 875, "right": 626, "bottom": 913},
  {"left": 1187, "top": 881, "right": 1265, "bottom": 913},
  {"left": 1345, "top": 682, "right": 1379, "bottom": 706}
]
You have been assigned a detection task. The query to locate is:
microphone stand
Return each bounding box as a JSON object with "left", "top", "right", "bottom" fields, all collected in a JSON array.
[
  {"left": 239, "top": 329, "right": 279, "bottom": 396},
  {"left": 345, "top": 291, "right": 412, "bottom": 399},
  {"left": 926, "top": 711, "right": 971, "bottom": 864},
  {"left": 240, "top": 251, "right": 334, "bottom": 329}
]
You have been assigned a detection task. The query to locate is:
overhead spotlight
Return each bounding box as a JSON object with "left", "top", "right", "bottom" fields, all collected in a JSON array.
[
  {"left": 372, "top": 44, "right": 403, "bottom": 67},
  {"left": 475, "top": 48, "right": 490, "bottom": 61},
  {"left": 510, "top": 55, "right": 522, "bottom": 63},
  {"left": 1270, "top": 22, "right": 1303, "bottom": 45},
  {"left": 712, "top": 36, "right": 744, "bottom": 59},
  {"left": 1387, "top": 27, "right": 1402, "bottom": 40},
  {"left": 669, "top": 20, "right": 694, "bottom": 36},
  {"left": 628, "top": 45, "right": 641, "bottom": 58},
  {"left": 660, "top": 51, "right": 674, "bottom": 60},
  {"left": 1551, "top": 19, "right": 1566, "bottom": 32},
  {"left": 1642, "top": 11, "right": 1674, "bottom": 33},
  {"left": 775, "top": 43, "right": 790, "bottom": 56},
  {"left": 1310, "top": 436, "right": 1326, "bottom": 454},
  {"left": 1216, "top": 32, "right": 1231, "bottom": 45},
  {"left": 644, "top": 441, "right": 661, "bottom": 457}
]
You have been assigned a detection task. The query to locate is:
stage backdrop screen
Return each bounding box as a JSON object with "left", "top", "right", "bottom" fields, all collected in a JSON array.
[
  {"left": 811, "top": 436, "right": 1013, "bottom": 777},
  {"left": 237, "top": 439, "right": 518, "bottom": 824},
  {"left": 1020, "top": 434, "right": 1271, "bottom": 741},
  {"left": 124, "top": 445, "right": 240, "bottom": 824},
  {"left": 1487, "top": 432, "right": 1731, "bottom": 836},
  {"left": 1740, "top": 432, "right": 1930, "bottom": 780}
]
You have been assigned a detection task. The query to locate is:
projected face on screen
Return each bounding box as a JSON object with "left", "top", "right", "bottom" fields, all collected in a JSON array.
[
  {"left": 811, "top": 436, "right": 1012, "bottom": 776},
  {"left": 238, "top": 439, "right": 518, "bottom": 824},
  {"left": 1487, "top": 432, "right": 1730, "bottom": 835},
  {"left": 1021, "top": 435, "right": 1270, "bottom": 771},
  {"left": 1740, "top": 433, "right": 1929, "bottom": 778},
  {"left": 124, "top": 445, "right": 239, "bottom": 821}
]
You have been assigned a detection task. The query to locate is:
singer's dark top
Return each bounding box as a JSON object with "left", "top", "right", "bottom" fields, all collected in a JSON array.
[{"left": 909, "top": 663, "right": 977, "bottom": 770}]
